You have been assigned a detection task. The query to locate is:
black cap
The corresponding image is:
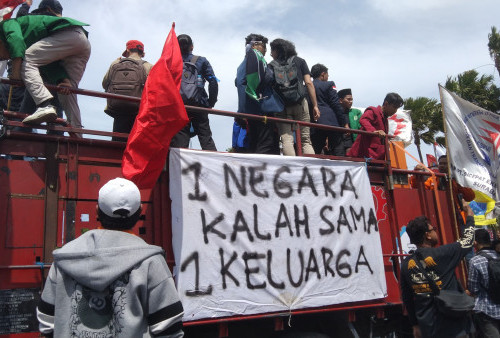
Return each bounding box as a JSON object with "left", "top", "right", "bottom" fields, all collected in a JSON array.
[
  {"left": 338, "top": 88, "right": 352, "bottom": 99},
  {"left": 32, "top": 0, "right": 63, "bottom": 15}
]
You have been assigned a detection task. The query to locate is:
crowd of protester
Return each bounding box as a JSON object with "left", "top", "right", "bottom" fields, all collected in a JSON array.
[
  {"left": 0, "top": 3, "right": 406, "bottom": 160},
  {"left": 4, "top": 3, "right": 500, "bottom": 337}
]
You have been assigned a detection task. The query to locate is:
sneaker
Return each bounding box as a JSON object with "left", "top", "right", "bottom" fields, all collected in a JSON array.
[{"left": 22, "top": 106, "right": 57, "bottom": 124}]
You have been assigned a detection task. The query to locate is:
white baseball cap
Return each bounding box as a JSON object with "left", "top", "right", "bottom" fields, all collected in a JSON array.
[{"left": 98, "top": 178, "right": 141, "bottom": 218}]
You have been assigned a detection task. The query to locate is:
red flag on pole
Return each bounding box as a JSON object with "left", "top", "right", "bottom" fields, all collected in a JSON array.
[
  {"left": 426, "top": 154, "right": 437, "bottom": 168},
  {"left": 0, "top": 0, "right": 25, "bottom": 21},
  {"left": 122, "top": 23, "right": 189, "bottom": 189}
]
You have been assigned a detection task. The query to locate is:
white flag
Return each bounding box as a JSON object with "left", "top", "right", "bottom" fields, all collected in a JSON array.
[
  {"left": 388, "top": 109, "right": 413, "bottom": 147},
  {"left": 440, "top": 85, "right": 500, "bottom": 199}
]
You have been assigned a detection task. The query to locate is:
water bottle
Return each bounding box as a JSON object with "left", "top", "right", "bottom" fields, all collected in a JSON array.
[{"left": 196, "top": 75, "right": 204, "bottom": 88}]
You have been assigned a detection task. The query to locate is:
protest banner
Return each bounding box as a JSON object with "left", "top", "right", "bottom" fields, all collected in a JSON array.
[
  {"left": 440, "top": 85, "right": 500, "bottom": 199},
  {"left": 170, "top": 149, "right": 387, "bottom": 321}
]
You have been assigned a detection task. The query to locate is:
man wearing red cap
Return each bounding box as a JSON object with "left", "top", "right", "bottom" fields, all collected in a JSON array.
[{"left": 102, "top": 40, "right": 152, "bottom": 140}]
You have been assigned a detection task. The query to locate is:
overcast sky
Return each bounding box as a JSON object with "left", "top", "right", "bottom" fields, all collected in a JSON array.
[{"left": 17, "top": 0, "right": 500, "bottom": 163}]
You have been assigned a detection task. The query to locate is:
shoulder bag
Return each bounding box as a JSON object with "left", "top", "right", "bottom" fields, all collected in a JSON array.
[{"left": 413, "top": 251, "right": 474, "bottom": 318}]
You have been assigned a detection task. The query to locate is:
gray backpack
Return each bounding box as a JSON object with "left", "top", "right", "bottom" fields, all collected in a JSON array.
[
  {"left": 105, "top": 58, "right": 147, "bottom": 116},
  {"left": 180, "top": 55, "right": 203, "bottom": 105},
  {"left": 270, "top": 56, "right": 306, "bottom": 105}
]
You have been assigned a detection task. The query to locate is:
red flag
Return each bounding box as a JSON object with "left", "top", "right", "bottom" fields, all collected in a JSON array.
[
  {"left": 426, "top": 154, "right": 437, "bottom": 168},
  {"left": 121, "top": 23, "right": 189, "bottom": 189},
  {"left": 0, "top": 0, "right": 24, "bottom": 21}
]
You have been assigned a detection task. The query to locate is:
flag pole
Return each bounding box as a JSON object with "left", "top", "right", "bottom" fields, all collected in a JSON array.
[
  {"left": 439, "top": 84, "right": 467, "bottom": 285},
  {"left": 439, "top": 85, "right": 461, "bottom": 240},
  {"left": 6, "top": 86, "right": 13, "bottom": 111}
]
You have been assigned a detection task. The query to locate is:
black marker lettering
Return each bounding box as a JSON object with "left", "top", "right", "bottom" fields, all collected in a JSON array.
[
  {"left": 287, "top": 249, "right": 304, "bottom": 287},
  {"left": 336, "top": 249, "right": 352, "bottom": 278},
  {"left": 319, "top": 206, "right": 335, "bottom": 235},
  {"left": 298, "top": 167, "right": 318, "bottom": 196},
  {"left": 181, "top": 251, "right": 213, "bottom": 296},
  {"left": 219, "top": 248, "right": 239, "bottom": 288},
  {"left": 275, "top": 203, "right": 293, "bottom": 237},
  {"left": 201, "top": 210, "right": 225, "bottom": 244},
  {"left": 274, "top": 166, "right": 293, "bottom": 198},
  {"left": 249, "top": 163, "right": 269, "bottom": 198},
  {"left": 224, "top": 164, "right": 247, "bottom": 198},
  {"left": 182, "top": 162, "right": 207, "bottom": 201},
  {"left": 355, "top": 246, "right": 373, "bottom": 274},
  {"left": 243, "top": 252, "right": 266, "bottom": 289}
]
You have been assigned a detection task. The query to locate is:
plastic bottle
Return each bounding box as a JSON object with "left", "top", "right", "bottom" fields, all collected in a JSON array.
[{"left": 196, "top": 75, "right": 204, "bottom": 88}]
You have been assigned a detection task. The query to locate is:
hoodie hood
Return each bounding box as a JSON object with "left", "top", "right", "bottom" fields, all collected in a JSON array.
[{"left": 53, "top": 229, "right": 163, "bottom": 291}]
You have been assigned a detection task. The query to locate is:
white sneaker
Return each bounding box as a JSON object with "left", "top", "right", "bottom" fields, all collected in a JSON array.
[{"left": 22, "top": 106, "right": 57, "bottom": 124}]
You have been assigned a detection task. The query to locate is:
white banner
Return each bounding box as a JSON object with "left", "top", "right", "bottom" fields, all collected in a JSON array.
[
  {"left": 440, "top": 86, "right": 500, "bottom": 199},
  {"left": 388, "top": 109, "right": 413, "bottom": 147},
  {"left": 169, "top": 149, "right": 387, "bottom": 321}
]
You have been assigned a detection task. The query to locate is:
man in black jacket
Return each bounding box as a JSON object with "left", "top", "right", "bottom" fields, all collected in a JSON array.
[
  {"left": 170, "top": 34, "right": 218, "bottom": 151},
  {"left": 309, "top": 63, "right": 348, "bottom": 155},
  {"left": 400, "top": 205, "right": 475, "bottom": 337}
]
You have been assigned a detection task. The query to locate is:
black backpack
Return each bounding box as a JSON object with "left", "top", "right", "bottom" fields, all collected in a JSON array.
[
  {"left": 478, "top": 251, "right": 500, "bottom": 303},
  {"left": 105, "top": 58, "right": 147, "bottom": 116},
  {"left": 180, "top": 55, "right": 203, "bottom": 105},
  {"left": 270, "top": 56, "right": 306, "bottom": 106}
]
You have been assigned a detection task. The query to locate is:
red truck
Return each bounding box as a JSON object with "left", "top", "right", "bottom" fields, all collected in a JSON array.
[{"left": 0, "top": 89, "right": 463, "bottom": 338}]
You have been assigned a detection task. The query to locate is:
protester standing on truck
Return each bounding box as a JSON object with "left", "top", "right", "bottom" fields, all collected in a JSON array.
[
  {"left": 0, "top": 14, "right": 91, "bottom": 131},
  {"left": 102, "top": 40, "right": 152, "bottom": 141},
  {"left": 309, "top": 63, "right": 347, "bottom": 155},
  {"left": 338, "top": 88, "right": 362, "bottom": 154},
  {"left": 234, "top": 33, "right": 280, "bottom": 155},
  {"left": 170, "top": 34, "right": 218, "bottom": 150},
  {"left": 15, "top": 0, "right": 66, "bottom": 136},
  {"left": 468, "top": 228, "right": 500, "bottom": 337},
  {"left": 400, "top": 206, "right": 475, "bottom": 338},
  {"left": 268, "top": 38, "right": 320, "bottom": 156},
  {"left": 37, "top": 177, "right": 184, "bottom": 337},
  {"left": 347, "top": 92, "right": 403, "bottom": 160}
]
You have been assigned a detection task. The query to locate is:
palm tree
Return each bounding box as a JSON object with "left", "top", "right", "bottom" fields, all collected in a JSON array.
[
  {"left": 404, "top": 97, "right": 443, "bottom": 162},
  {"left": 488, "top": 26, "right": 500, "bottom": 78},
  {"left": 445, "top": 70, "right": 500, "bottom": 112}
]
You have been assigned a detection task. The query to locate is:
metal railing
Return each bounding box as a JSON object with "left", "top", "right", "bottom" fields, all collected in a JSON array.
[{"left": 0, "top": 77, "right": 392, "bottom": 165}]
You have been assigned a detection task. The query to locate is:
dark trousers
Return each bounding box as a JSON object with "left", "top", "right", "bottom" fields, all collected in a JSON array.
[
  {"left": 248, "top": 119, "right": 280, "bottom": 155},
  {"left": 112, "top": 114, "right": 136, "bottom": 142},
  {"left": 311, "top": 129, "right": 345, "bottom": 156},
  {"left": 0, "top": 84, "right": 24, "bottom": 112},
  {"left": 171, "top": 111, "right": 217, "bottom": 150},
  {"left": 474, "top": 312, "right": 500, "bottom": 338}
]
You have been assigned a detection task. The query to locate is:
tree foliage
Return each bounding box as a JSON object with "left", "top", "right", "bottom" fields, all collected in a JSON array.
[
  {"left": 403, "top": 97, "right": 443, "bottom": 162},
  {"left": 445, "top": 69, "right": 500, "bottom": 112},
  {"left": 488, "top": 26, "right": 500, "bottom": 78}
]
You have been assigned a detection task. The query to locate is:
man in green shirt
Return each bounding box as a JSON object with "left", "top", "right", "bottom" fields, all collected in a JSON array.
[
  {"left": 338, "top": 88, "right": 362, "bottom": 153},
  {"left": 0, "top": 15, "right": 91, "bottom": 131}
]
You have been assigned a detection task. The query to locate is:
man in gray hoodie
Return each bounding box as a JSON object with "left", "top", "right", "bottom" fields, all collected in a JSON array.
[{"left": 36, "top": 177, "right": 184, "bottom": 337}]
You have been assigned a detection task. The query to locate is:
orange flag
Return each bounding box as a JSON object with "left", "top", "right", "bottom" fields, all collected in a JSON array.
[{"left": 122, "top": 23, "right": 189, "bottom": 189}]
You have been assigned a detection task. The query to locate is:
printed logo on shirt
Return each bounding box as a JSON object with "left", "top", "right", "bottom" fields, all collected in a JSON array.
[
  {"left": 459, "top": 226, "right": 475, "bottom": 248},
  {"left": 69, "top": 272, "right": 130, "bottom": 337},
  {"left": 408, "top": 258, "right": 443, "bottom": 294}
]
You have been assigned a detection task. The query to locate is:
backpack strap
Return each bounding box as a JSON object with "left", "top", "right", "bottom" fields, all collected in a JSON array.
[
  {"left": 190, "top": 55, "right": 200, "bottom": 64},
  {"left": 139, "top": 59, "right": 148, "bottom": 86},
  {"left": 478, "top": 250, "right": 495, "bottom": 260},
  {"left": 413, "top": 251, "right": 441, "bottom": 295}
]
